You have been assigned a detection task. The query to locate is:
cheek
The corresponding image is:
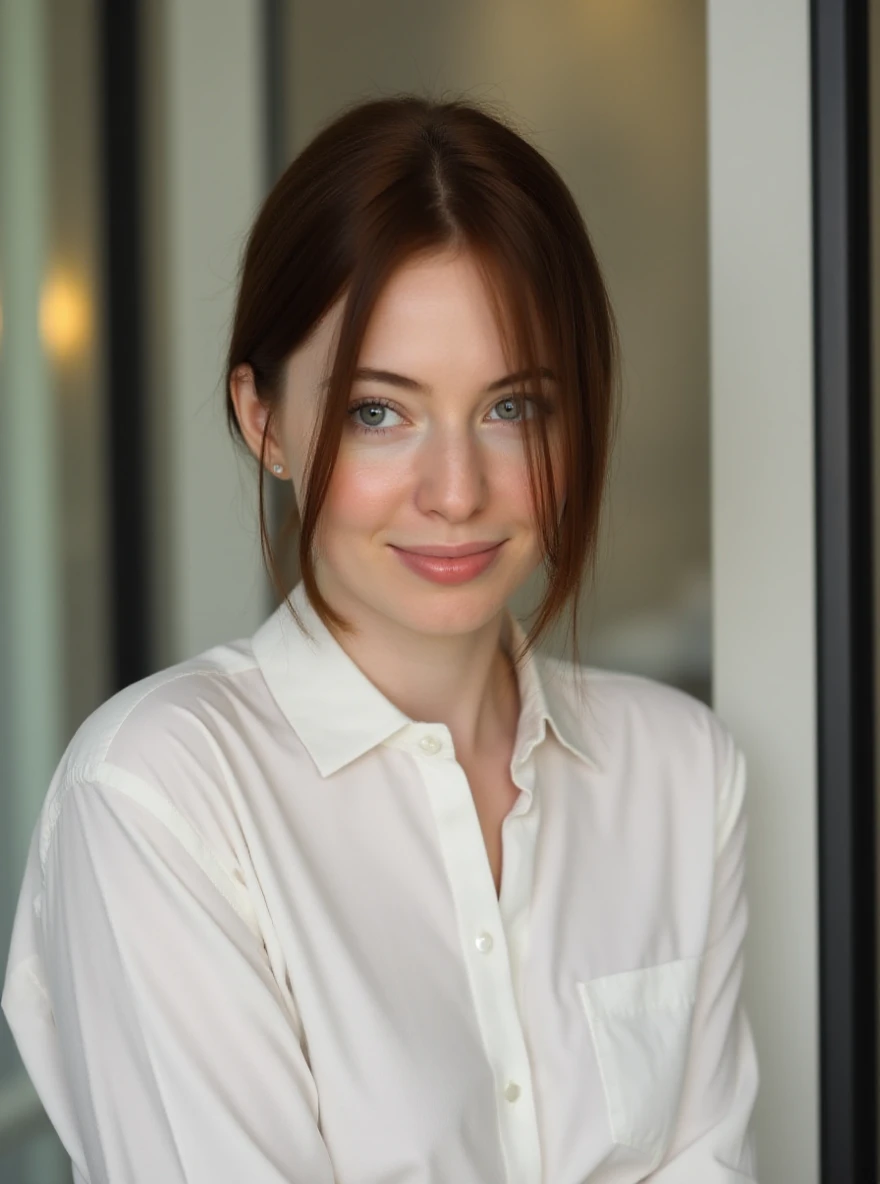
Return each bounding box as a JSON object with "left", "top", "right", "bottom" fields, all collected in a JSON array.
[{"left": 321, "top": 458, "right": 402, "bottom": 528}]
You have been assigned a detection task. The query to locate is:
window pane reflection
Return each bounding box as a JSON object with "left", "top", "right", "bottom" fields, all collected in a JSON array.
[{"left": 0, "top": 0, "right": 107, "bottom": 1177}]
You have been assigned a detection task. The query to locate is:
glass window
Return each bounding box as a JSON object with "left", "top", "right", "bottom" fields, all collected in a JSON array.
[{"left": 0, "top": 1, "right": 108, "bottom": 1178}]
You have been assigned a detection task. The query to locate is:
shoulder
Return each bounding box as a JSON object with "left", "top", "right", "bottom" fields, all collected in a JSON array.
[
  {"left": 549, "top": 661, "right": 747, "bottom": 863},
  {"left": 546, "top": 656, "right": 739, "bottom": 789},
  {"left": 58, "top": 638, "right": 262, "bottom": 780},
  {"left": 39, "top": 638, "right": 270, "bottom": 882}
]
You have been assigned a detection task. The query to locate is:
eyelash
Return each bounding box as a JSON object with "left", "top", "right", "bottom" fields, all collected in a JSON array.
[{"left": 346, "top": 395, "right": 551, "bottom": 437}]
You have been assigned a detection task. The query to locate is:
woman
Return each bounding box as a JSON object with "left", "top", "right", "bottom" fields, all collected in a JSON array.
[{"left": 2, "top": 94, "right": 758, "bottom": 1182}]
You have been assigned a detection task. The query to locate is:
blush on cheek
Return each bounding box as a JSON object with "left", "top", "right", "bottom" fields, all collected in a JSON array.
[{"left": 322, "top": 462, "right": 401, "bottom": 534}]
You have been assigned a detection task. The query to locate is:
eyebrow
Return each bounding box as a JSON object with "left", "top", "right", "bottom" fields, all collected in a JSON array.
[{"left": 322, "top": 366, "right": 558, "bottom": 393}]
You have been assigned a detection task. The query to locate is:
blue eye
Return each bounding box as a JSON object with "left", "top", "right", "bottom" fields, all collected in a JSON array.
[
  {"left": 347, "top": 398, "right": 401, "bottom": 435},
  {"left": 491, "top": 396, "right": 534, "bottom": 422},
  {"left": 345, "top": 394, "right": 550, "bottom": 437}
]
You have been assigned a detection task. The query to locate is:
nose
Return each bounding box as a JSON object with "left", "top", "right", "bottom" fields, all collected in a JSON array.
[{"left": 413, "top": 425, "right": 491, "bottom": 521}]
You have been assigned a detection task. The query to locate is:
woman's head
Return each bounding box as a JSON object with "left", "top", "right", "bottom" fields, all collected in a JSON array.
[{"left": 227, "top": 93, "right": 618, "bottom": 664}]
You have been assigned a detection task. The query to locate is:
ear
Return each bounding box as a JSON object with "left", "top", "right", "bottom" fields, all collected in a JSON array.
[{"left": 228, "top": 364, "right": 286, "bottom": 475}]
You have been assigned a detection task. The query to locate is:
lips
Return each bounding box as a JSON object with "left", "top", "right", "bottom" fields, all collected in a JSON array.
[
  {"left": 391, "top": 541, "right": 505, "bottom": 585},
  {"left": 390, "top": 542, "right": 503, "bottom": 558}
]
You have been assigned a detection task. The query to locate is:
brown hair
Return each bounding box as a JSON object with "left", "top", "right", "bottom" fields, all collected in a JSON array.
[{"left": 225, "top": 92, "right": 619, "bottom": 669}]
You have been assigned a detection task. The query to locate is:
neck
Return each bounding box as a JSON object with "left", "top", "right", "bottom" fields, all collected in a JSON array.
[{"left": 318, "top": 579, "right": 521, "bottom": 762}]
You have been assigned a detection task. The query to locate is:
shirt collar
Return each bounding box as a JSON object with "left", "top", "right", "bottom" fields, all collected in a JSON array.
[{"left": 251, "top": 578, "right": 597, "bottom": 778}]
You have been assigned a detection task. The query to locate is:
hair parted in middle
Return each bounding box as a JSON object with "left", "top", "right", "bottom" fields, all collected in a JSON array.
[{"left": 225, "top": 91, "right": 619, "bottom": 671}]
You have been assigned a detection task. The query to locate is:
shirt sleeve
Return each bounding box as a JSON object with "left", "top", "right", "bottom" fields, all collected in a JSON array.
[
  {"left": 646, "top": 733, "right": 760, "bottom": 1181},
  {"left": 36, "top": 772, "right": 337, "bottom": 1184}
]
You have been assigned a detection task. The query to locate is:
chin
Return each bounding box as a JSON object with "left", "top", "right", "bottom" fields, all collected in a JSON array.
[{"left": 340, "top": 576, "right": 505, "bottom": 635}]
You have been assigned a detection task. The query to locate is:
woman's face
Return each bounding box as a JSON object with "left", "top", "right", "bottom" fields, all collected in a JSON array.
[{"left": 277, "top": 247, "right": 565, "bottom": 639}]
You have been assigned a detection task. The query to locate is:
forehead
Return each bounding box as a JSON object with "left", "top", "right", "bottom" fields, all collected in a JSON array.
[
  {"left": 360, "top": 248, "right": 514, "bottom": 372},
  {"left": 286, "top": 247, "right": 534, "bottom": 399}
]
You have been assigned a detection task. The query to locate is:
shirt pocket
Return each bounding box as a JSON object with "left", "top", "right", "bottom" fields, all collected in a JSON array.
[{"left": 576, "top": 956, "right": 701, "bottom": 1162}]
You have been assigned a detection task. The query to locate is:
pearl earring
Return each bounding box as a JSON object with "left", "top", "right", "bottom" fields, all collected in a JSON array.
[{"left": 272, "top": 463, "right": 283, "bottom": 474}]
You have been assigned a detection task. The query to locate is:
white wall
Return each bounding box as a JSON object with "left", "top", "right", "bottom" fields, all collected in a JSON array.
[{"left": 708, "top": 3, "right": 819, "bottom": 1181}]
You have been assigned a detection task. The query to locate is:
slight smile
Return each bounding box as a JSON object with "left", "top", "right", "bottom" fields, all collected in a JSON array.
[{"left": 389, "top": 541, "right": 506, "bottom": 586}]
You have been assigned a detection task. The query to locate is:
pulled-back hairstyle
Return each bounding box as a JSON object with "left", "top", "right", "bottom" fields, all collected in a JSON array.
[{"left": 225, "top": 92, "right": 619, "bottom": 669}]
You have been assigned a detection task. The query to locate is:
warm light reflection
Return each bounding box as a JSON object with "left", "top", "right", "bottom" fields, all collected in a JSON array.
[{"left": 40, "top": 271, "right": 91, "bottom": 362}]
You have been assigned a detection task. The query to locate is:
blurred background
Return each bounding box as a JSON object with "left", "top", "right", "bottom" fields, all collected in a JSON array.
[{"left": 0, "top": 1, "right": 873, "bottom": 1182}]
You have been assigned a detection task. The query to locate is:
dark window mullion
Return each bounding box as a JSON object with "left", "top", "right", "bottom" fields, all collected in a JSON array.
[
  {"left": 811, "top": 0, "right": 877, "bottom": 1179},
  {"left": 99, "top": 0, "right": 150, "bottom": 687}
]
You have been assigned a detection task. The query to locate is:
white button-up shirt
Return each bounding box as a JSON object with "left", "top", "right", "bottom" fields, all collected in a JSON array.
[{"left": 2, "top": 579, "right": 759, "bottom": 1183}]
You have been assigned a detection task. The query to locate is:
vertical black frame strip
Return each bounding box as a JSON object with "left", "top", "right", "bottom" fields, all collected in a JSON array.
[
  {"left": 811, "top": 0, "right": 877, "bottom": 1178},
  {"left": 99, "top": 0, "right": 150, "bottom": 687}
]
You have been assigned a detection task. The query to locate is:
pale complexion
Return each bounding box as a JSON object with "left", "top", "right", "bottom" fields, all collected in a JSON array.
[{"left": 230, "top": 247, "right": 565, "bottom": 779}]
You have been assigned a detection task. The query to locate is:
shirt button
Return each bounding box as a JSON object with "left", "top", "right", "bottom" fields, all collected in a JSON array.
[
  {"left": 475, "top": 931, "right": 494, "bottom": 954},
  {"left": 418, "top": 734, "right": 442, "bottom": 754},
  {"left": 503, "top": 1081, "right": 521, "bottom": 1103}
]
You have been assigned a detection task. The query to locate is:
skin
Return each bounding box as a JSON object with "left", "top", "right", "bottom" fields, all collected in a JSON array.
[{"left": 230, "top": 246, "right": 565, "bottom": 769}]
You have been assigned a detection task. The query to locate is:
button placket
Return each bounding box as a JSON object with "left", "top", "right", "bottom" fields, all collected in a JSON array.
[{"left": 416, "top": 747, "right": 543, "bottom": 1183}]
